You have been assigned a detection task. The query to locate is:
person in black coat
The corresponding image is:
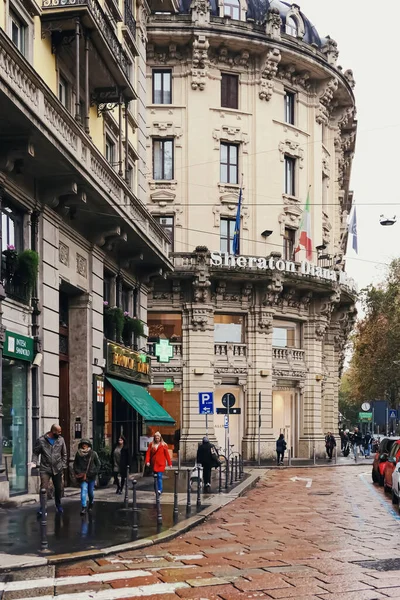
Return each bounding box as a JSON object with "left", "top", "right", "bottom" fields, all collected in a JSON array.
[
  {"left": 325, "top": 432, "right": 336, "bottom": 460},
  {"left": 73, "top": 439, "right": 100, "bottom": 515},
  {"left": 196, "top": 436, "right": 217, "bottom": 490},
  {"left": 276, "top": 434, "right": 287, "bottom": 465},
  {"left": 112, "top": 435, "right": 130, "bottom": 494}
]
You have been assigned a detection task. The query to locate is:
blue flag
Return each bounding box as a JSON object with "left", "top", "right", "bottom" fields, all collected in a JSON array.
[
  {"left": 349, "top": 207, "right": 358, "bottom": 254},
  {"left": 232, "top": 187, "right": 242, "bottom": 256}
]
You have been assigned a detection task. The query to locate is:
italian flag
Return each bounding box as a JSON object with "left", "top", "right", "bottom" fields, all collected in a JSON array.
[{"left": 295, "top": 187, "right": 313, "bottom": 261}]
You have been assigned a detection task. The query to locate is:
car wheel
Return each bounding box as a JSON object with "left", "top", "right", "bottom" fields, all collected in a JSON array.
[{"left": 392, "top": 488, "right": 399, "bottom": 504}]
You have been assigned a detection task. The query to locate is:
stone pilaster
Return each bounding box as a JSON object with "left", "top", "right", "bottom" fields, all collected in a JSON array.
[
  {"left": 243, "top": 305, "right": 275, "bottom": 460},
  {"left": 322, "top": 327, "right": 337, "bottom": 434}
]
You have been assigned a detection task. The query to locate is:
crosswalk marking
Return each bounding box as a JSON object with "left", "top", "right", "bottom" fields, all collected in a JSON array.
[
  {"left": 0, "top": 569, "right": 151, "bottom": 593},
  {"left": 11, "top": 581, "right": 189, "bottom": 600}
]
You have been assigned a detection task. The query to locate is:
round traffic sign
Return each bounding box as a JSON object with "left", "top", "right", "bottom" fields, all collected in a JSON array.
[
  {"left": 361, "top": 402, "right": 371, "bottom": 412},
  {"left": 222, "top": 393, "right": 236, "bottom": 408}
]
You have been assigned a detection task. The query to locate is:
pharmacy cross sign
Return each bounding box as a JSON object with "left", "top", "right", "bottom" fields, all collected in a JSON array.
[
  {"left": 164, "top": 378, "right": 175, "bottom": 392},
  {"left": 155, "top": 339, "right": 174, "bottom": 363}
]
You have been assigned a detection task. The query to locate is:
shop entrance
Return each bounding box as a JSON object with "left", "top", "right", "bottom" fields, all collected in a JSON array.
[{"left": 272, "top": 389, "right": 299, "bottom": 457}]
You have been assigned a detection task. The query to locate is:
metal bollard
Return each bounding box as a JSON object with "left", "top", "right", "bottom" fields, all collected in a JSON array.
[
  {"left": 186, "top": 469, "right": 191, "bottom": 514},
  {"left": 234, "top": 456, "right": 238, "bottom": 481},
  {"left": 334, "top": 446, "right": 337, "bottom": 464},
  {"left": 288, "top": 448, "right": 292, "bottom": 467},
  {"left": 173, "top": 470, "right": 179, "bottom": 523},
  {"left": 124, "top": 466, "right": 130, "bottom": 508},
  {"left": 230, "top": 458, "right": 234, "bottom": 485},
  {"left": 218, "top": 465, "right": 222, "bottom": 493},
  {"left": 313, "top": 446, "right": 316, "bottom": 465},
  {"left": 240, "top": 454, "right": 244, "bottom": 478},
  {"left": 154, "top": 474, "right": 162, "bottom": 525},
  {"left": 196, "top": 466, "right": 201, "bottom": 510},
  {"left": 225, "top": 459, "right": 229, "bottom": 490},
  {"left": 355, "top": 447, "right": 358, "bottom": 463},
  {"left": 132, "top": 479, "right": 138, "bottom": 537},
  {"left": 39, "top": 488, "right": 49, "bottom": 553}
]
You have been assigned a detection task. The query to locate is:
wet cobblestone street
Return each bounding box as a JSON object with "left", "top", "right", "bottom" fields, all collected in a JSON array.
[{"left": 2, "top": 465, "right": 400, "bottom": 599}]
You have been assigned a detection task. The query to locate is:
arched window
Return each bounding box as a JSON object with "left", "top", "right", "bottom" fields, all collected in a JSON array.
[
  {"left": 224, "top": 0, "right": 240, "bottom": 20},
  {"left": 285, "top": 15, "right": 298, "bottom": 37}
]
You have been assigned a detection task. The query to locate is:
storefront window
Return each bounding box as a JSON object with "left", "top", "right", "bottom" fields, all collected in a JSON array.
[
  {"left": 2, "top": 358, "right": 28, "bottom": 494},
  {"left": 148, "top": 313, "right": 182, "bottom": 342},
  {"left": 214, "top": 314, "right": 243, "bottom": 343}
]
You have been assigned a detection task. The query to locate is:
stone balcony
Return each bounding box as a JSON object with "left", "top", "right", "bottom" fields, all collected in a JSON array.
[
  {"left": 214, "top": 343, "right": 247, "bottom": 361},
  {"left": 272, "top": 346, "right": 307, "bottom": 381}
]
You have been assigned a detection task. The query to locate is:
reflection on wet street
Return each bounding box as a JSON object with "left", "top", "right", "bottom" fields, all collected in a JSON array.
[{"left": 0, "top": 500, "right": 188, "bottom": 556}]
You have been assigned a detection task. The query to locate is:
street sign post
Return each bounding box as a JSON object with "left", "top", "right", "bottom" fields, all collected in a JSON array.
[
  {"left": 389, "top": 409, "right": 398, "bottom": 420},
  {"left": 198, "top": 392, "right": 214, "bottom": 435}
]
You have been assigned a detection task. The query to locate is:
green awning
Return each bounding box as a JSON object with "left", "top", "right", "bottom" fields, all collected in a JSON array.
[{"left": 106, "top": 377, "right": 175, "bottom": 425}]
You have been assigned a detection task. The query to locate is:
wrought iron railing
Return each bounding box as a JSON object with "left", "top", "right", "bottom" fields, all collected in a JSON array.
[
  {"left": 42, "top": 0, "right": 130, "bottom": 78},
  {"left": 124, "top": 0, "right": 136, "bottom": 40},
  {"left": 4, "top": 280, "right": 31, "bottom": 305}
]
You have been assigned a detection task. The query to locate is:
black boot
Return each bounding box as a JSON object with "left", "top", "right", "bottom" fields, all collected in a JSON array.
[{"left": 80, "top": 506, "right": 87, "bottom": 516}]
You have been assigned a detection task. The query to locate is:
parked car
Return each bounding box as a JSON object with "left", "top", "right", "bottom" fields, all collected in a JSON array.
[
  {"left": 383, "top": 441, "right": 400, "bottom": 493},
  {"left": 391, "top": 460, "right": 400, "bottom": 507},
  {"left": 372, "top": 437, "right": 399, "bottom": 485}
]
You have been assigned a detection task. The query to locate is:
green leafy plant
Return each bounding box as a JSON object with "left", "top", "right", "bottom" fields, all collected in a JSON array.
[
  {"left": 97, "top": 445, "right": 113, "bottom": 486},
  {"left": 104, "top": 306, "right": 124, "bottom": 341},
  {"left": 123, "top": 314, "right": 144, "bottom": 345},
  {"left": 15, "top": 250, "right": 39, "bottom": 295}
]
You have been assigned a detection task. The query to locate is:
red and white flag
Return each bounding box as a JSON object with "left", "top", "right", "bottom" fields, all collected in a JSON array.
[{"left": 295, "top": 187, "right": 313, "bottom": 261}]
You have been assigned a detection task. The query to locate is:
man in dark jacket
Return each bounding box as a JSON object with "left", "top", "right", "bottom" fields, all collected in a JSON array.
[
  {"left": 32, "top": 424, "right": 67, "bottom": 514},
  {"left": 353, "top": 427, "right": 363, "bottom": 459},
  {"left": 325, "top": 432, "right": 336, "bottom": 460},
  {"left": 196, "top": 436, "right": 217, "bottom": 490}
]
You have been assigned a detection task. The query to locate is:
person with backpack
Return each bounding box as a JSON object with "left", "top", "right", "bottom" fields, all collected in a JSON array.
[
  {"left": 73, "top": 439, "right": 101, "bottom": 515},
  {"left": 276, "top": 434, "right": 287, "bottom": 465},
  {"left": 196, "top": 436, "right": 219, "bottom": 491},
  {"left": 145, "top": 432, "right": 172, "bottom": 495}
]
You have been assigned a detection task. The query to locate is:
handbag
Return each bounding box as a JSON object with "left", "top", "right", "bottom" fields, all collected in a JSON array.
[
  {"left": 210, "top": 445, "right": 223, "bottom": 468},
  {"left": 76, "top": 453, "right": 92, "bottom": 482}
]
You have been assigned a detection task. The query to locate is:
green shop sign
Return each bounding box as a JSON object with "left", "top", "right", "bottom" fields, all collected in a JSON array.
[
  {"left": 359, "top": 412, "right": 372, "bottom": 422},
  {"left": 4, "top": 331, "right": 34, "bottom": 362}
]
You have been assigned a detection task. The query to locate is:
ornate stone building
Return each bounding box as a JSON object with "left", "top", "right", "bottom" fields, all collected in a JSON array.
[{"left": 145, "top": 0, "right": 357, "bottom": 459}]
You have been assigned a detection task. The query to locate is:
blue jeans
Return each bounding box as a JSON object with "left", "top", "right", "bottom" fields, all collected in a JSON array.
[
  {"left": 364, "top": 443, "right": 371, "bottom": 457},
  {"left": 154, "top": 471, "right": 163, "bottom": 493},
  {"left": 81, "top": 480, "right": 95, "bottom": 507}
]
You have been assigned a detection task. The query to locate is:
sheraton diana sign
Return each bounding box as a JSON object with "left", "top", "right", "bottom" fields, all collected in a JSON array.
[{"left": 210, "top": 252, "right": 357, "bottom": 291}]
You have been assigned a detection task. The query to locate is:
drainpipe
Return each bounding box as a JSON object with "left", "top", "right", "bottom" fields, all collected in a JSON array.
[
  {"left": 31, "top": 210, "right": 41, "bottom": 450},
  {"left": 124, "top": 101, "right": 130, "bottom": 183}
]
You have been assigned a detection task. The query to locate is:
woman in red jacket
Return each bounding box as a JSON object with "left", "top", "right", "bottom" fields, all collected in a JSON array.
[{"left": 145, "top": 432, "right": 172, "bottom": 494}]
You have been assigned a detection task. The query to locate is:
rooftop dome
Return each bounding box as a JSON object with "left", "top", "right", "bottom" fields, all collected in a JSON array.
[{"left": 177, "top": 0, "right": 322, "bottom": 48}]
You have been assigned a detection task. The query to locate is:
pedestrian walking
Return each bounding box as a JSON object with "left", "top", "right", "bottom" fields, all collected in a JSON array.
[
  {"left": 339, "top": 429, "right": 345, "bottom": 451},
  {"left": 196, "top": 436, "right": 218, "bottom": 491},
  {"left": 325, "top": 432, "right": 336, "bottom": 460},
  {"left": 145, "top": 432, "right": 172, "bottom": 495},
  {"left": 352, "top": 427, "right": 364, "bottom": 458},
  {"left": 363, "top": 431, "right": 372, "bottom": 457},
  {"left": 73, "top": 439, "right": 101, "bottom": 515},
  {"left": 112, "top": 435, "right": 129, "bottom": 495},
  {"left": 31, "top": 424, "right": 67, "bottom": 515},
  {"left": 276, "top": 434, "right": 287, "bottom": 465}
]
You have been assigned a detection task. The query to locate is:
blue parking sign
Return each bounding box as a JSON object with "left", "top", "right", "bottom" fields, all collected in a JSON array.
[
  {"left": 389, "top": 409, "right": 398, "bottom": 419},
  {"left": 198, "top": 392, "right": 214, "bottom": 415}
]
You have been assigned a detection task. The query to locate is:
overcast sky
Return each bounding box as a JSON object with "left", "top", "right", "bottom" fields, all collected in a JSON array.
[{"left": 298, "top": 0, "right": 398, "bottom": 292}]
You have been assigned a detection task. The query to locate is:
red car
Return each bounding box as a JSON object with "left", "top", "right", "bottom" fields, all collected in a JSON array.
[
  {"left": 372, "top": 437, "right": 399, "bottom": 485},
  {"left": 384, "top": 441, "right": 400, "bottom": 493}
]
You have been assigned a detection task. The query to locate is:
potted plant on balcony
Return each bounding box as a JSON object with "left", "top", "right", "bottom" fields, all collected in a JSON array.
[
  {"left": 122, "top": 313, "right": 144, "bottom": 346},
  {"left": 15, "top": 249, "right": 39, "bottom": 296},
  {"left": 103, "top": 304, "right": 124, "bottom": 342}
]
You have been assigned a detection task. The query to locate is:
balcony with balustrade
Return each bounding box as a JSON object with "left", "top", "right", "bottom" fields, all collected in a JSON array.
[
  {"left": 272, "top": 347, "right": 307, "bottom": 378},
  {"left": 214, "top": 343, "right": 247, "bottom": 369},
  {"left": 41, "top": 0, "right": 135, "bottom": 97},
  {"left": 122, "top": 0, "right": 139, "bottom": 56}
]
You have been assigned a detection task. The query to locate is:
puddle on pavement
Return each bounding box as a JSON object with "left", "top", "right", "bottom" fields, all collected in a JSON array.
[{"left": 0, "top": 500, "right": 204, "bottom": 557}]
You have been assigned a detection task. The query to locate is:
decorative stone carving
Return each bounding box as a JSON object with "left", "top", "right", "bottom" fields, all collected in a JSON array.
[
  {"left": 210, "top": 46, "right": 250, "bottom": 69},
  {"left": 190, "top": 0, "right": 211, "bottom": 25},
  {"left": 316, "top": 78, "right": 339, "bottom": 125},
  {"left": 212, "top": 126, "right": 249, "bottom": 152},
  {"left": 278, "top": 203, "right": 302, "bottom": 234},
  {"left": 215, "top": 366, "right": 247, "bottom": 375},
  {"left": 265, "top": 7, "right": 281, "bottom": 39},
  {"left": 278, "top": 139, "right": 304, "bottom": 168},
  {"left": 149, "top": 188, "right": 176, "bottom": 206},
  {"left": 273, "top": 368, "right": 306, "bottom": 380},
  {"left": 322, "top": 148, "right": 330, "bottom": 178},
  {"left": 258, "top": 309, "right": 273, "bottom": 333},
  {"left": 277, "top": 65, "right": 312, "bottom": 91},
  {"left": 213, "top": 203, "right": 249, "bottom": 230},
  {"left": 344, "top": 69, "right": 356, "bottom": 89},
  {"left": 259, "top": 47, "right": 281, "bottom": 101},
  {"left": 76, "top": 254, "right": 88, "bottom": 278},
  {"left": 321, "top": 36, "right": 339, "bottom": 66},
  {"left": 191, "top": 307, "right": 211, "bottom": 331},
  {"left": 59, "top": 242, "right": 69, "bottom": 267},
  {"left": 322, "top": 212, "right": 332, "bottom": 245},
  {"left": 263, "top": 274, "right": 283, "bottom": 306},
  {"left": 191, "top": 34, "right": 209, "bottom": 90},
  {"left": 150, "top": 122, "right": 183, "bottom": 143}
]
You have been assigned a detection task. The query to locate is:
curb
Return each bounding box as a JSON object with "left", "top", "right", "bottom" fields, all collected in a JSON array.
[{"left": 0, "top": 471, "right": 260, "bottom": 573}]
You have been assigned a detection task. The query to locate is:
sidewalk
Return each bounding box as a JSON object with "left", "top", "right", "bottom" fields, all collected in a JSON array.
[{"left": 0, "top": 469, "right": 260, "bottom": 571}]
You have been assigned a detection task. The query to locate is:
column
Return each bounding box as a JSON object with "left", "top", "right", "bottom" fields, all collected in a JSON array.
[
  {"left": 0, "top": 188, "right": 6, "bottom": 499},
  {"left": 243, "top": 304, "right": 275, "bottom": 460},
  {"left": 322, "top": 327, "right": 337, "bottom": 434},
  {"left": 299, "top": 313, "right": 326, "bottom": 457}
]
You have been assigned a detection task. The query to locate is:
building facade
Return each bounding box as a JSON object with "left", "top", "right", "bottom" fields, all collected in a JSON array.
[
  {"left": 0, "top": 0, "right": 173, "bottom": 500},
  {"left": 145, "top": 0, "right": 357, "bottom": 460}
]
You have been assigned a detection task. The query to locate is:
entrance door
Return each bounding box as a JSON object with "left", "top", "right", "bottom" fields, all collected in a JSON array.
[{"left": 272, "top": 391, "right": 293, "bottom": 455}]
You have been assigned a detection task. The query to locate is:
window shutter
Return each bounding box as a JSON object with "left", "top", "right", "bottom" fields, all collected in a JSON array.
[
  {"left": 229, "top": 75, "right": 238, "bottom": 109},
  {"left": 221, "top": 74, "right": 228, "bottom": 107}
]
